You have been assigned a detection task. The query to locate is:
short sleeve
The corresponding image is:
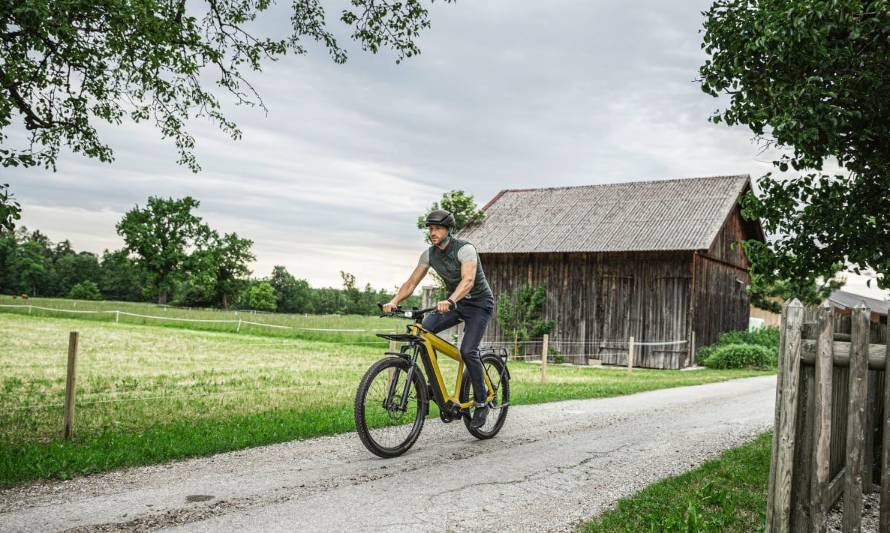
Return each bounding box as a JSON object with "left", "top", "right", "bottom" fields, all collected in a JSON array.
[
  {"left": 417, "top": 248, "right": 430, "bottom": 268},
  {"left": 457, "top": 244, "right": 478, "bottom": 263}
]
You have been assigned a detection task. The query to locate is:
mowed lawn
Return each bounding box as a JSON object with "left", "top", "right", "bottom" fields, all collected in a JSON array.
[{"left": 1, "top": 314, "right": 772, "bottom": 487}]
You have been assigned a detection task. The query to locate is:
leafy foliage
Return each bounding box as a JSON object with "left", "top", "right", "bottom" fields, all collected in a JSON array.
[
  {"left": 67, "top": 280, "right": 101, "bottom": 300},
  {"left": 1, "top": 0, "right": 452, "bottom": 172},
  {"left": 116, "top": 196, "right": 210, "bottom": 305},
  {"left": 696, "top": 326, "right": 780, "bottom": 368},
  {"left": 700, "top": 0, "right": 890, "bottom": 300},
  {"left": 496, "top": 285, "right": 555, "bottom": 355},
  {"left": 247, "top": 281, "right": 277, "bottom": 311},
  {"left": 701, "top": 343, "right": 777, "bottom": 370},
  {"left": 0, "top": 184, "right": 20, "bottom": 233},
  {"left": 416, "top": 190, "right": 486, "bottom": 234}
]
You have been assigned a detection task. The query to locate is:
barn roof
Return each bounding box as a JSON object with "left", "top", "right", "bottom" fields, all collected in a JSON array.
[
  {"left": 828, "top": 290, "right": 889, "bottom": 316},
  {"left": 458, "top": 175, "right": 759, "bottom": 254}
]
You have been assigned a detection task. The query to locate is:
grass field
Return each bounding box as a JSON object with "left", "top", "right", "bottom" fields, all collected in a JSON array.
[
  {"left": 582, "top": 432, "right": 771, "bottom": 532},
  {"left": 0, "top": 295, "right": 398, "bottom": 345},
  {"left": 1, "top": 312, "right": 772, "bottom": 487}
]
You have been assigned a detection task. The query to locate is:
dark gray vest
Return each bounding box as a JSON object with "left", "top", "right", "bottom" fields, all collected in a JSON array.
[{"left": 428, "top": 238, "right": 493, "bottom": 305}]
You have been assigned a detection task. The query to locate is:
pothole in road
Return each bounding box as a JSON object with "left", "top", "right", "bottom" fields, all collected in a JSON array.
[{"left": 185, "top": 495, "right": 215, "bottom": 503}]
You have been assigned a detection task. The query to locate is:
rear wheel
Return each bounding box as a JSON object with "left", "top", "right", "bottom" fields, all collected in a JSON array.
[
  {"left": 460, "top": 353, "right": 510, "bottom": 439},
  {"left": 354, "top": 357, "right": 427, "bottom": 458}
]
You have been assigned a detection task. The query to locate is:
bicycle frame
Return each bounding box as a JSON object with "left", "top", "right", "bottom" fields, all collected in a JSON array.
[{"left": 383, "top": 322, "right": 495, "bottom": 414}]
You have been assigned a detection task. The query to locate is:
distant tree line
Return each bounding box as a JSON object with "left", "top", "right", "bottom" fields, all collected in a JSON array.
[{"left": 0, "top": 195, "right": 419, "bottom": 315}]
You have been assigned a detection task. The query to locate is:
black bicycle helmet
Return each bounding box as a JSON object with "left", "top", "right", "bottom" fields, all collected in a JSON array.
[{"left": 425, "top": 209, "right": 456, "bottom": 228}]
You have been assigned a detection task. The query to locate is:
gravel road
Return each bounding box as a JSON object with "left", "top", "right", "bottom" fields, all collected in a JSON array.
[{"left": 0, "top": 375, "right": 776, "bottom": 532}]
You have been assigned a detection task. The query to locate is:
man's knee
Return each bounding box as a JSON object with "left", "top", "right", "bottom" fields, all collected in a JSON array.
[{"left": 461, "top": 347, "right": 482, "bottom": 362}]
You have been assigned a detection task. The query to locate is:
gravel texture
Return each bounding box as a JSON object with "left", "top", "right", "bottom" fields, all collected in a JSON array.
[
  {"left": 826, "top": 492, "right": 879, "bottom": 532},
  {"left": 0, "top": 375, "right": 776, "bottom": 532}
]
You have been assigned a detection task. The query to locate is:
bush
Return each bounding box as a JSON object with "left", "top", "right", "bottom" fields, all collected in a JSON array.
[
  {"left": 701, "top": 343, "right": 777, "bottom": 370},
  {"left": 715, "top": 326, "right": 780, "bottom": 349},
  {"left": 694, "top": 326, "right": 780, "bottom": 366},
  {"left": 68, "top": 281, "right": 102, "bottom": 301}
]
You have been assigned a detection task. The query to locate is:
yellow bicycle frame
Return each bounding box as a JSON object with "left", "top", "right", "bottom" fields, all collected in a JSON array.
[{"left": 407, "top": 322, "right": 495, "bottom": 409}]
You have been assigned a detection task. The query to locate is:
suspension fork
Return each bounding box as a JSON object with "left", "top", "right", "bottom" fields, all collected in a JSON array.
[{"left": 396, "top": 344, "right": 421, "bottom": 411}]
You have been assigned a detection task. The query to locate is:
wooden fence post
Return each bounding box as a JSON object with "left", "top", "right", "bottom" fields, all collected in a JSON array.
[
  {"left": 627, "top": 336, "right": 635, "bottom": 377},
  {"left": 541, "top": 334, "right": 549, "bottom": 383},
  {"left": 767, "top": 299, "right": 803, "bottom": 533},
  {"left": 809, "top": 303, "right": 833, "bottom": 533},
  {"left": 881, "top": 316, "right": 890, "bottom": 533},
  {"left": 63, "top": 331, "right": 80, "bottom": 440},
  {"left": 843, "top": 304, "right": 869, "bottom": 532}
]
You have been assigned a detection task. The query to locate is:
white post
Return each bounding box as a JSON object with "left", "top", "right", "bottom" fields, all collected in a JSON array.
[
  {"left": 115, "top": 310, "right": 120, "bottom": 324},
  {"left": 541, "top": 334, "right": 549, "bottom": 383},
  {"left": 627, "top": 336, "right": 635, "bottom": 377},
  {"left": 236, "top": 318, "right": 242, "bottom": 333}
]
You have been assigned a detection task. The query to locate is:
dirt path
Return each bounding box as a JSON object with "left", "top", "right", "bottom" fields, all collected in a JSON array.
[{"left": 0, "top": 375, "right": 776, "bottom": 532}]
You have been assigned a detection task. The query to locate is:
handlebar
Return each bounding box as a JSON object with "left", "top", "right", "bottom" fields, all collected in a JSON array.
[{"left": 377, "top": 303, "right": 439, "bottom": 320}]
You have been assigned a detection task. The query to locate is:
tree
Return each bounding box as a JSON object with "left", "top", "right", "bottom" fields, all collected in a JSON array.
[
  {"left": 269, "top": 265, "right": 313, "bottom": 313},
  {"left": 0, "top": 184, "right": 20, "bottom": 233},
  {"left": 116, "top": 196, "right": 209, "bottom": 305},
  {"left": 68, "top": 280, "right": 102, "bottom": 300},
  {"left": 247, "top": 281, "right": 277, "bottom": 311},
  {"left": 495, "top": 285, "right": 555, "bottom": 358},
  {"left": 207, "top": 232, "right": 254, "bottom": 310},
  {"left": 700, "top": 0, "right": 890, "bottom": 301},
  {"left": 416, "top": 190, "right": 486, "bottom": 234},
  {"left": 1, "top": 1, "right": 452, "bottom": 172},
  {"left": 98, "top": 249, "right": 145, "bottom": 301},
  {"left": 54, "top": 251, "right": 101, "bottom": 296},
  {"left": 11, "top": 238, "right": 50, "bottom": 296}
]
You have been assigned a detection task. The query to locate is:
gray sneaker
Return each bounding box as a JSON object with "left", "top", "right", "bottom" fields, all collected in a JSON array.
[{"left": 470, "top": 403, "right": 489, "bottom": 429}]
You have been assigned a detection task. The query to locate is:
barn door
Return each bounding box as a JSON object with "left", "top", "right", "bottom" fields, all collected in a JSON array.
[
  {"left": 643, "top": 276, "right": 691, "bottom": 368},
  {"left": 596, "top": 274, "right": 636, "bottom": 365}
]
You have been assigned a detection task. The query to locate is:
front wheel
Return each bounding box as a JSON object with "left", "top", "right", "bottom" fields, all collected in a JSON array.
[
  {"left": 354, "top": 357, "right": 427, "bottom": 458},
  {"left": 460, "top": 353, "right": 510, "bottom": 439}
]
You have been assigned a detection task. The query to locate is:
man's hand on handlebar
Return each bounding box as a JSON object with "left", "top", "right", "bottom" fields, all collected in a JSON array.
[
  {"left": 436, "top": 299, "right": 455, "bottom": 313},
  {"left": 381, "top": 301, "right": 399, "bottom": 314}
]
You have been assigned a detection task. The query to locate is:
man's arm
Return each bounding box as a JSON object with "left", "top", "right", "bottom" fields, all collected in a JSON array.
[{"left": 384, "top": 264, "right": 429, "bottom": 312}]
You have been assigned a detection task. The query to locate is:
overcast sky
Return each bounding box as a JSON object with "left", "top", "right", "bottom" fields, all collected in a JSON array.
[{"left": 8, "top": 0, "right": 882, "bottom": 297}]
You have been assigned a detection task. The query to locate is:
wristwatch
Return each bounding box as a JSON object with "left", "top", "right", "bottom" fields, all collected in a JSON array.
[{"left": 446, "top": 298, "right": 456, "bottom": 310}]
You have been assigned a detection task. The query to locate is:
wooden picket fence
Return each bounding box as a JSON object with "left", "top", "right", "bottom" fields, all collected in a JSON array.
[{"left": 766, "top": 299, "right": 889, "bottom": 532}]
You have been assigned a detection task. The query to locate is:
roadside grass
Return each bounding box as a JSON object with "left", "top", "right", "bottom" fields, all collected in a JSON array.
[
  {"left": 581, "top": 432, "right": 771, "bottom": 532},
  {"left": 1, "top": 314, "right": 773, "bottom": 487}
]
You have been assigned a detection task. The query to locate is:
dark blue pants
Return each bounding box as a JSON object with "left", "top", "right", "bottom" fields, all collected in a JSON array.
[{"left": 422, "top": 301, "right": 493, "bottom": 405}]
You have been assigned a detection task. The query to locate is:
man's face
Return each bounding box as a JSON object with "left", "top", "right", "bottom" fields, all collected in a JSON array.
[{"left": 428, "top": 224, "right": 448, "bottom": 245}]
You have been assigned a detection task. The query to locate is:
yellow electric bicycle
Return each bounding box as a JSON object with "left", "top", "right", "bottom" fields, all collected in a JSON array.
[{"left": 354, "top": 305, "right": 510, "bottom": 458}]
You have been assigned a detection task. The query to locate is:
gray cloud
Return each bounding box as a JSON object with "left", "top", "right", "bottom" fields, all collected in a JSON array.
[{"left": 4, "top": 0, "right": 780, "bottom": 288}]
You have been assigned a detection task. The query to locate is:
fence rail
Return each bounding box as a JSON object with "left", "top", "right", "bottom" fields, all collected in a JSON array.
[
  {"left": 766, "top": 299, "right": 889, "bottom": 533},
  {"left": 0, "top": 303, "right": 394, "bottom": 333}
]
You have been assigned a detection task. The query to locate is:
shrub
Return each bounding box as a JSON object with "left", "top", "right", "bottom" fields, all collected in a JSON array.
[
  {"left": 715, "top": 326, "right": 780, "bottom": 349},
  {"left": 68, "top": 281, "right": 102, "bottom": 300},
  {"left": 701, "top": 343, "right": 777, "bottom": 370},
  {"left": 548, "top": 346, "right": 565, "bottom": 364}
]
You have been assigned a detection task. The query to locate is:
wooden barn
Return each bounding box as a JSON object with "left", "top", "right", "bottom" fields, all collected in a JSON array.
[{"left": 458, "top": 174, "right": 765, "bottom": 369}]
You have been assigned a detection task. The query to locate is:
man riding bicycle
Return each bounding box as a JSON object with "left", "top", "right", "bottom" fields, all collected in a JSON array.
[{"left": 383, "top": 209, "right": 495, "bottom": 429}]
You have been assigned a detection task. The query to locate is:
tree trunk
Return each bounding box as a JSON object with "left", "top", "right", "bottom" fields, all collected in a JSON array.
[
  {"left": 158, "top": 290, "right": 167, "bottom": 306},
  {"left": 222, "top": 293, "right": 229, "bottom": 311}
]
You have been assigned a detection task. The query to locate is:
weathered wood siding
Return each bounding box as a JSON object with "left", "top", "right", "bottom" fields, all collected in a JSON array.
[
  {"left": 691, "top": 254, "right": 751, "bottom": 353},
  {"left": 690, "top": 204, "right": 754, "bottom": 356},
  {"left": 480, "top": 251, "right": 693, "bottom": 369}
]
